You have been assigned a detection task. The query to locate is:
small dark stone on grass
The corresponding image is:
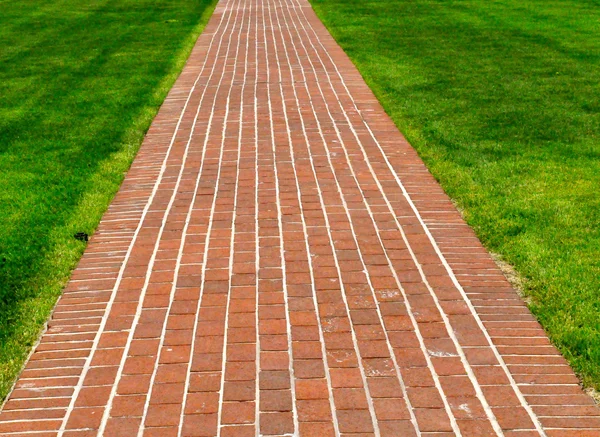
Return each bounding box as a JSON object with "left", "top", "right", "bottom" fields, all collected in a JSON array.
[{"left": 74, "top": 232, "right": 88, "bottom": 242}]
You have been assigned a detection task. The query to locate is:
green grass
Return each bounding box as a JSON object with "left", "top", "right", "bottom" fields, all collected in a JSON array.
[
  {"left": 0, "top": 0, "right": 217, "bottom": 399},
  {"left": 309, "top": 0, "right": 600, "bottom": 388}
]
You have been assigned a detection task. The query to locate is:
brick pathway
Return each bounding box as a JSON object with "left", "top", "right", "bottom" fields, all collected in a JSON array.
[{"left": 2, "top": 0, "right": 599, "bottom": 435}]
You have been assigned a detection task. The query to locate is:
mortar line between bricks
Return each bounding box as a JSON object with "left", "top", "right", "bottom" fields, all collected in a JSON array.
[
  {"left": 289, "top": 2, "right": 549, "bottom": 433},
  {"left": 18, "top": 376, "right": 82, "bottom": 381},
  {"left": 264, "top": 0, "right": 300, "bottom": 433},
  {"left": 268, "top": 0, "right": 340, "bottom": 435},
  {"left": 216, "top": 0, "right": 252, "bottom": 433},
  {"left": 3, "top": 432, "right": 53, "bottom": 436},
  {"left": 253, "top": 0, "right": 261, "bottom": 431},
  {"left": 0, "top": 418, "right": 65, "bottom": 424},
  {"left": 265, "top": 1, "right": 381, "bottom": 434},
  {"left": 54, "top": 4, "right": 234, "bottom": 434},
  {"left": 178, "top": 0, "right": 247, "bottom": 434}
]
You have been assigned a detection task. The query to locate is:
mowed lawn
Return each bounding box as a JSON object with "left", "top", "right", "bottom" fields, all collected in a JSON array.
[
  {"left": 0, "top": 0, "right": 217, "bottom": 399},
  {"left": 309, "top": 0, "right": 600, "bottom": 388}
]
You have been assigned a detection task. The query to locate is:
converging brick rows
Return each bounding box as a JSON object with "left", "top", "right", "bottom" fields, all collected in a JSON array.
[{"left": 1, "top": 0, "right": 599, "bottom": 435}]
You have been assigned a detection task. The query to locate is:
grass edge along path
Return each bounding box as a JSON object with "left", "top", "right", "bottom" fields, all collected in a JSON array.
[
  {"left": 308, "top": 0, "right": 600, "bottom": 391},
  {"left": 0, "top": 0, "right": 219, "bottom": 401}
]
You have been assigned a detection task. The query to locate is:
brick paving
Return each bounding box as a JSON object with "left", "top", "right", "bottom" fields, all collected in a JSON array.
[{"left": 1, "top": 0, "right": 599, "bottom": 435}]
